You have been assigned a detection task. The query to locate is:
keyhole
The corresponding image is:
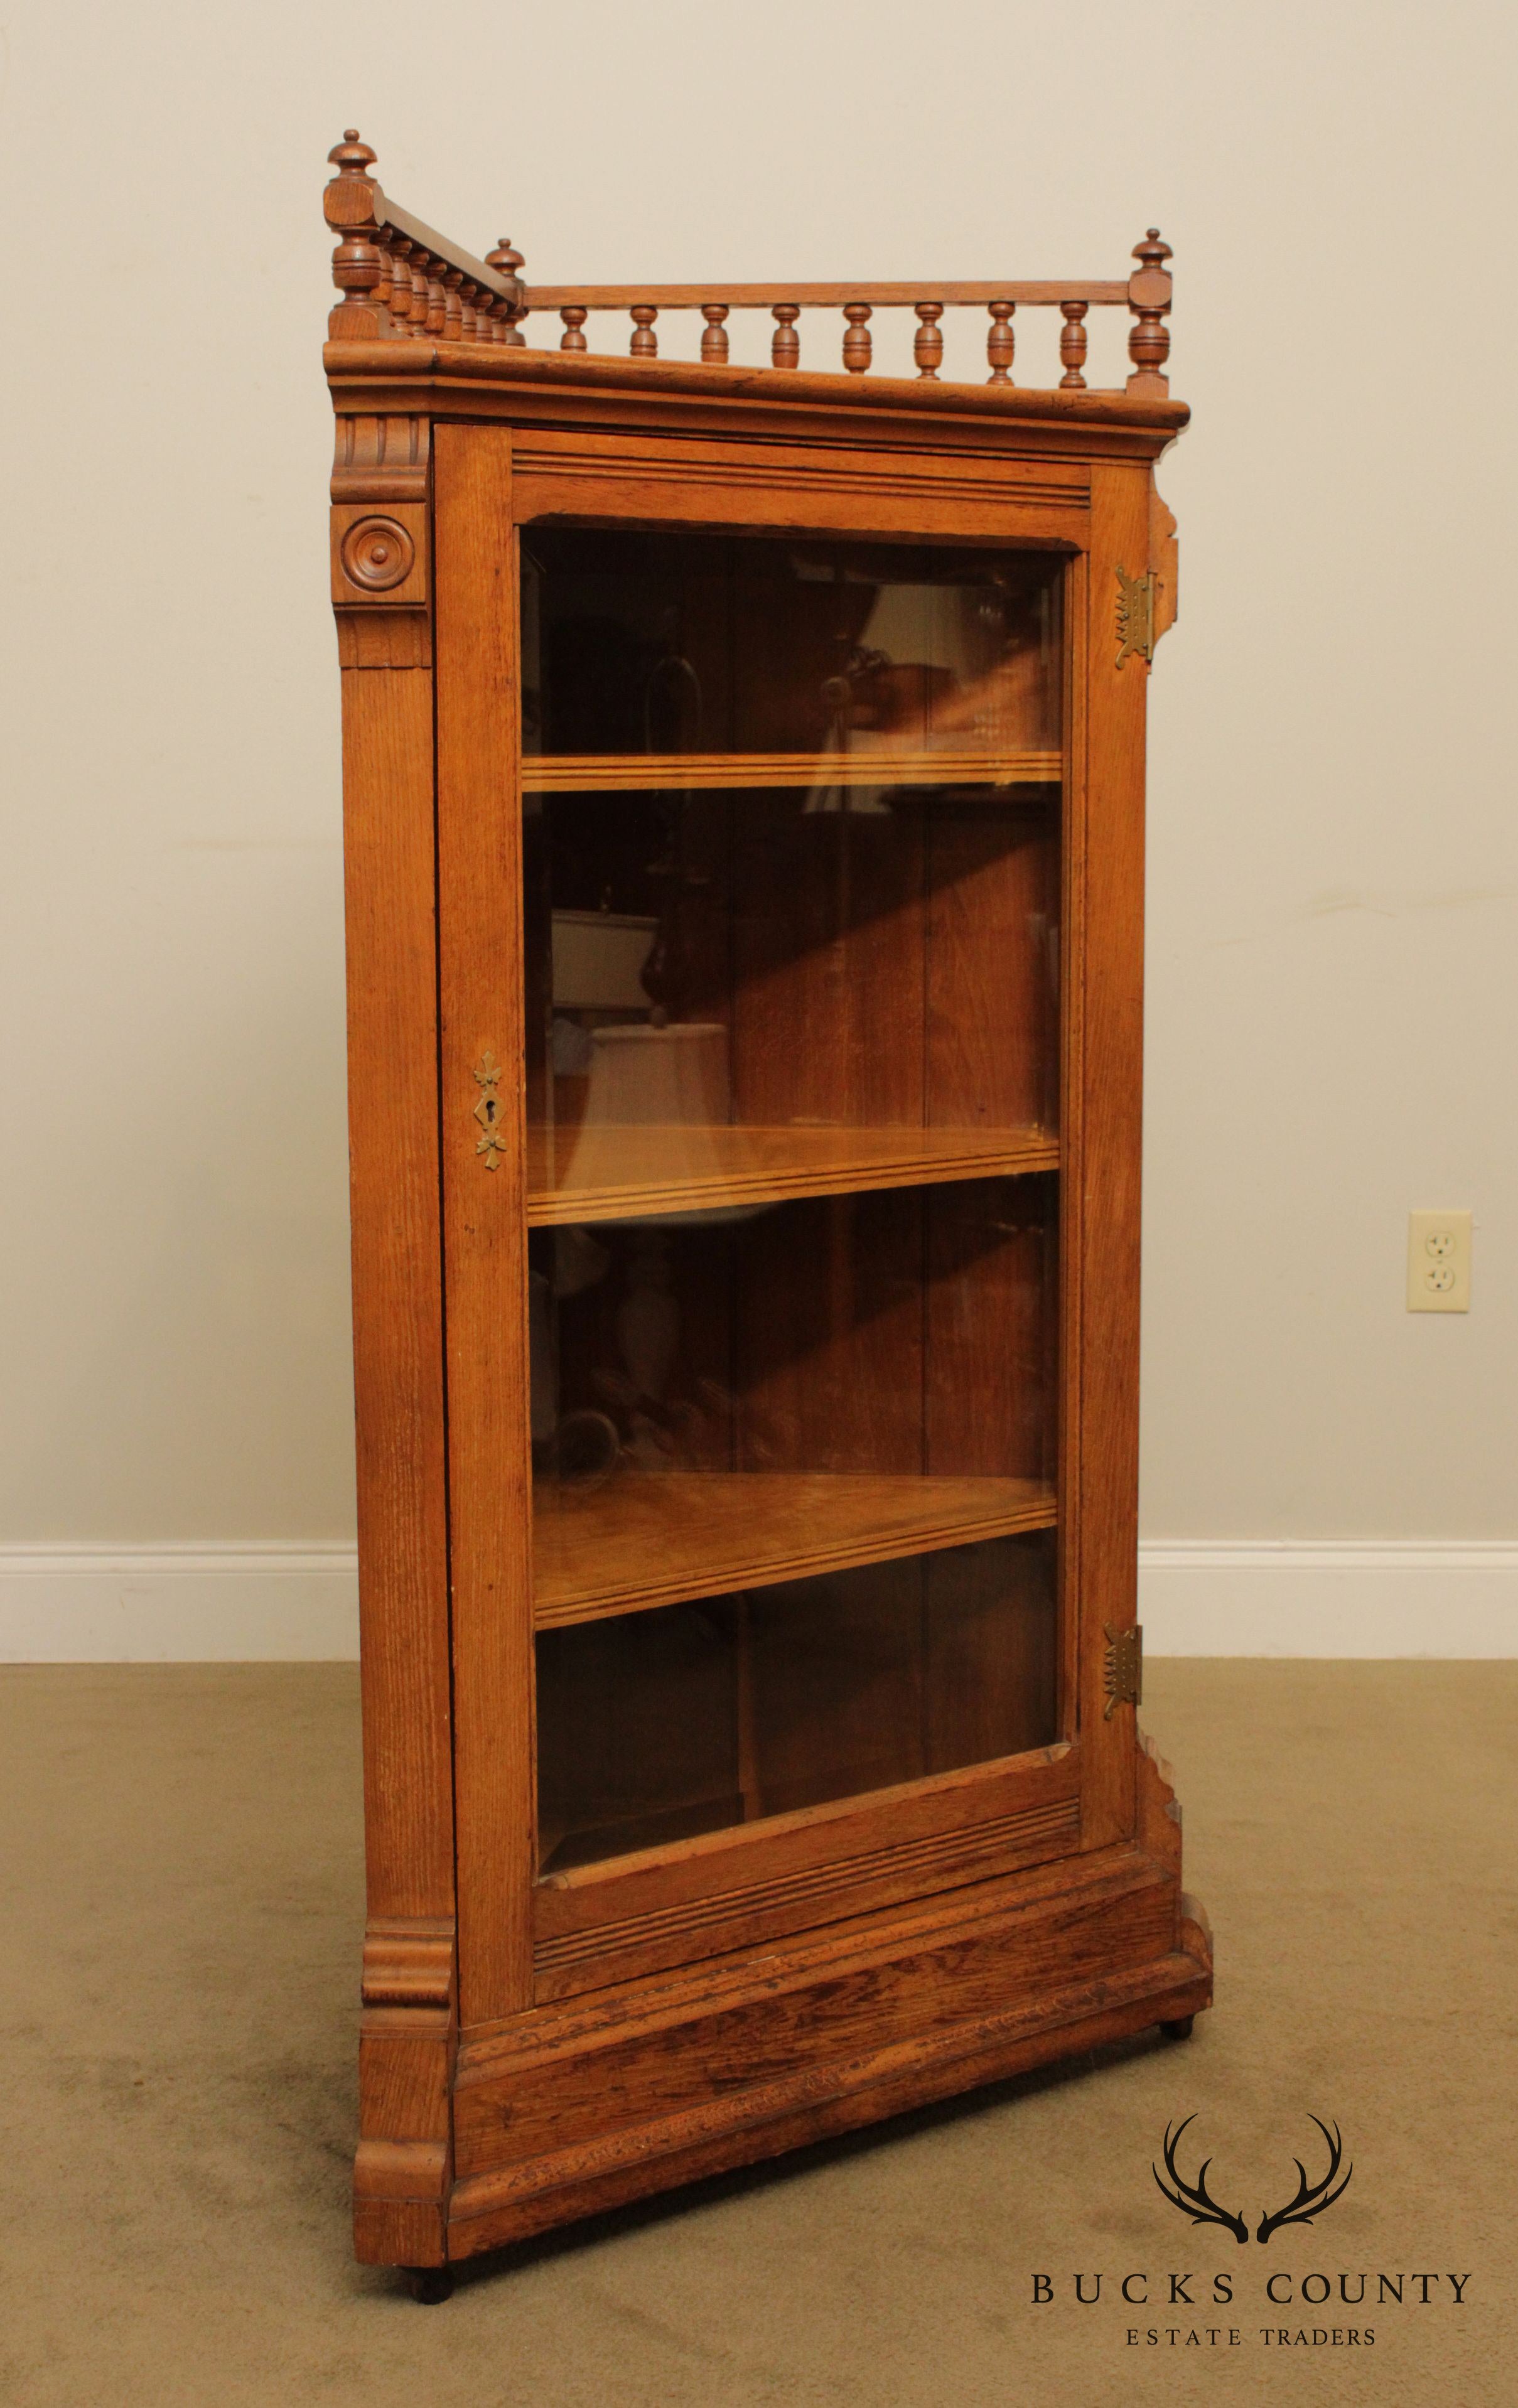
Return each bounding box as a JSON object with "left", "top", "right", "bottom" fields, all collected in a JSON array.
[{"left": 484, "top": 1099, "right": 497, "bottom": 1123}]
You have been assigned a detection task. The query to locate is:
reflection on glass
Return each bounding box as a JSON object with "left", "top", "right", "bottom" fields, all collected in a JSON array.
[
  {"left": 521, "top": 529, "right": 1063, "bottom": 1226},
  {"left": 536, "top": 1531, "right": 1058, "bottom": 1872},
  {"left": 521, "top": 529, "right": 1062, "bottom": 761},
  {"left": 529, "top": 1180, "right": 1057, "bottom": 1625},
  {"left": 525, "top": 782, "right": 1060, "bottom": 1220},
  {"left": 522, "top": 524, "right": 1067, "bottom": 1874}
]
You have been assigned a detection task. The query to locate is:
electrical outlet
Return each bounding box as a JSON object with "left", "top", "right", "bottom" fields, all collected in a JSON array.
[{"left": 1407, "top": 1210, "right": 1472, "bottom": 1313}]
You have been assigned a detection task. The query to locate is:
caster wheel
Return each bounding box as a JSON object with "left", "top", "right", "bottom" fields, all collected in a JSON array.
[
  {"left": 404, "top": 2266, "right": 454, "bottom": 2304},
  {"left": 1161, "top": 2014, "right": 1195, "bottom": 2041}
]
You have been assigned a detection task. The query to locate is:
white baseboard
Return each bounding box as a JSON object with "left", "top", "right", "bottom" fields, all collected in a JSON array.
[
  {"left": 0, "top": 1544, "right": 360, "bottom": 1662},
  {"left": 0, "top": 1539, "right": 1514, "bottom": 1663},
  {"left": 1138, "top": 1540, "right": 1518, "bottom": 1657}
]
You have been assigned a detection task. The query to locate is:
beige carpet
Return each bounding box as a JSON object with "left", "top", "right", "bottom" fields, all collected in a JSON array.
[{"left": 1, "top": 1661, "right": 1513, "bottom": 2407}]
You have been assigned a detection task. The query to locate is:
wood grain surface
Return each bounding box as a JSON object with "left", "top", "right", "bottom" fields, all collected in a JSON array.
[
  {"left": 527, "top": 1121, "right": 1059, "bottom": 1224},
  {"left": 328, "top": 199, "right": 1203, "bottom": 2268},
  {"left": 521, "top": 749, "right": 1062, "bottom": 792},
  {"left": 434, "top": 425, "right": 536, "bottom": 2024},
  {"left": 533, "top": 1470, "right": 1056, "bottom": 1626}
]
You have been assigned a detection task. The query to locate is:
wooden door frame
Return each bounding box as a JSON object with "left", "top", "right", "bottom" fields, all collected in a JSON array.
[{"left": 430, "top": 414, "right": 1155, "bottom": 2033}]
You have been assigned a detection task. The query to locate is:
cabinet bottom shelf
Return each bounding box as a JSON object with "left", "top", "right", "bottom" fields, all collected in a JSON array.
[{"left": 532, "top": 1468, "right": 1057, "bottom": 1626}]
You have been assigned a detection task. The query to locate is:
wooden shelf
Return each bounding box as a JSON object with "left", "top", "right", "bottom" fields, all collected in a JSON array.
[
  {"left": 522, "top": 749, "right": 1062, "bottom": 793},
  {"left": 534, "top": 1470, "right": 1057, "bottom": 1628},
  {"left": 527, "top": 1122, "right": 1058, "bottom": 1225}
]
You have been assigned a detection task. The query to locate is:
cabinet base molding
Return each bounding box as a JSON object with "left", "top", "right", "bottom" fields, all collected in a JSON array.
[
  {"left": 403, "top": 1844, "right": 1209, "bottom": 2267},
  {"left": 353, "top": 1916, "right": 458, "bottom": 2269}
]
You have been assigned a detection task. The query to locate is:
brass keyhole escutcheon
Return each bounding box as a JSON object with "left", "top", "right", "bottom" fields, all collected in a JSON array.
[{"left": 473, "top": 1050, "right": 505, "bottom": 1169}]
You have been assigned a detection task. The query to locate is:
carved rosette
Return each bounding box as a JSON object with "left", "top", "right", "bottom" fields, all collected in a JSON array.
[
  {"left": 330, "top": 495, "right": 430, "bottom": 669},
  {"left": 340, "top": 516, "right": 416, "bottom": 591}
]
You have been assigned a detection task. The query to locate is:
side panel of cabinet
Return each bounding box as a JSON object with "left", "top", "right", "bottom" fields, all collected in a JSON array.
[
  {"left": 1075, "top": 461, "right": 1152, "bottom": 1848},
  {"left": 434, "top": 425, "right": 537, "bottom": 2025},
  {"left": 341, "top": 656, "right": 453, "bottom": 1915},
  {"left": 336, "top": 525, "right": 458, "bottom": 2266}
]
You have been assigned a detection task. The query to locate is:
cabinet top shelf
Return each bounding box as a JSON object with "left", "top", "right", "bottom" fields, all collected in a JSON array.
[{"left": 522, "top": 751, "right": 1062, "bottom": 794}]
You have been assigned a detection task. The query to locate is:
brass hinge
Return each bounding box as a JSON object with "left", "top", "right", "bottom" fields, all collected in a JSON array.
[
  {"left": 1104, "top": 1623, "right": 1143, "bottom": 1716},
  {"left": 1115, "top": 565, "right": 1156, "bottom": 667}
]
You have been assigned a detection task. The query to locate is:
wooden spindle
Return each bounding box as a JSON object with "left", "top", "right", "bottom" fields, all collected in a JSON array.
[
  {"left": 842, "top": 303, "right": 872, "bottom": 374},
  {"left": 701, "top": 303, "right": 730, "bottom": 363},
  {"left": 441, "top": 268, "right": 465, "bottom": 343},
  {"left": 560, "top": 306, "right": 588, "bottom": 351},
  {"left": 487, "top": 239, "right": 527, "bottom": 346},
  {"left": 407, "top": 249, "right": 433, "bottom": 337},
  {"left": 772, "top": 304, "right": 800, "bottom": 368},
  {"left": 1058, "top": 300, "right": 1089, "bottom": 389},
  {"left": 387, "top": 245, "right": 415, "bottom": 334},
  {"left": 986, "top": 301, "right": 1015, "bottom": 384},
  {"left": 1126, "top": 228, "right": 1173, "bottom": 393},
  {"left": 423, "top": 261, "right": 446, "bottom": 339},
  {"left": 324, "top": 130, "right": 391, "bottom": 339},
  {"left": 913, "top": 302, "right": 944, "bottom": 379},
  {"left": 372, "top": 239, "right": 394, "bottom": 317},
  {"left": 461, "top": 282, "right": 483, "bottom": 342},
  {"left": 630, "top": 305, "right": 659, "bottom": 357}
]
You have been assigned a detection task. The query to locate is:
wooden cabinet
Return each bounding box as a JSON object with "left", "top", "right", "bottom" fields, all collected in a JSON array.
[{"left": 322, "top": 134, "right": 1210, "bottom": 2294}]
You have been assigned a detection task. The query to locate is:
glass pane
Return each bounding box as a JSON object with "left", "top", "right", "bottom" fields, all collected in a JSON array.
[
  {"left": 522, "top": 522, "right": 1065, "bottom": 1873},
  {"left": 536, "top": 1531, "right": 1058, "bottom": 1873},
  {"left": 522, "top": 529, "right": 1062, "bottom": 761},
  {"left": 530, "top": 1178, "right": 1057, "bottom": 1625},
  {"left": 525, "top": 781, "right": 1060, "bottom": 1217}
]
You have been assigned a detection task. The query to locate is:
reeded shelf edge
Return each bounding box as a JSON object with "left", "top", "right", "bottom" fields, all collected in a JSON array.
[
  {"left": 527, "top": 1122, "right": 1059, "bottom": 1226},
  {"left": 522, "top": 750, "right": 1063, "bottom": 793},
  {"left": 534, "top": 1470, "right": 1057, "bottom": 1628}
]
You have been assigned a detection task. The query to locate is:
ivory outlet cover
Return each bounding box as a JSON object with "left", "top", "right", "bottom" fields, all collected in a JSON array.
[{"left": 1407, "top": 1210, "right": 1472, "bottom": 1312}]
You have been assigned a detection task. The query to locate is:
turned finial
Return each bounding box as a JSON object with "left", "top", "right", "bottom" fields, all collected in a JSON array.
[
  {"left": 1126, "top": 227, "right": 1173, "bottom": 394},
  {"left": 324, "top": 129, "right": 390, "bottom": 338},
  {"left": 328, "top": 129, "right": 377, "bottom": 176}
]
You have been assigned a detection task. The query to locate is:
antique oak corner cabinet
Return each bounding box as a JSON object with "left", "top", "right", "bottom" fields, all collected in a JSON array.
[{"left": 321, "top": 130, "right": 1210, "bottom": 2296}]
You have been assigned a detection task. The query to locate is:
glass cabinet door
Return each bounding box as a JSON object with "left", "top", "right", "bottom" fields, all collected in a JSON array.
[{"left": 519, "top": 527, "right": 1064, "bottom": 1876}]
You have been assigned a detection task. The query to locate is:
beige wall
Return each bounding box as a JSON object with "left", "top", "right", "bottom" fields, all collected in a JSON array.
[{"left": 3, "top": 0, "right": 1514, "bottom": 1548}]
